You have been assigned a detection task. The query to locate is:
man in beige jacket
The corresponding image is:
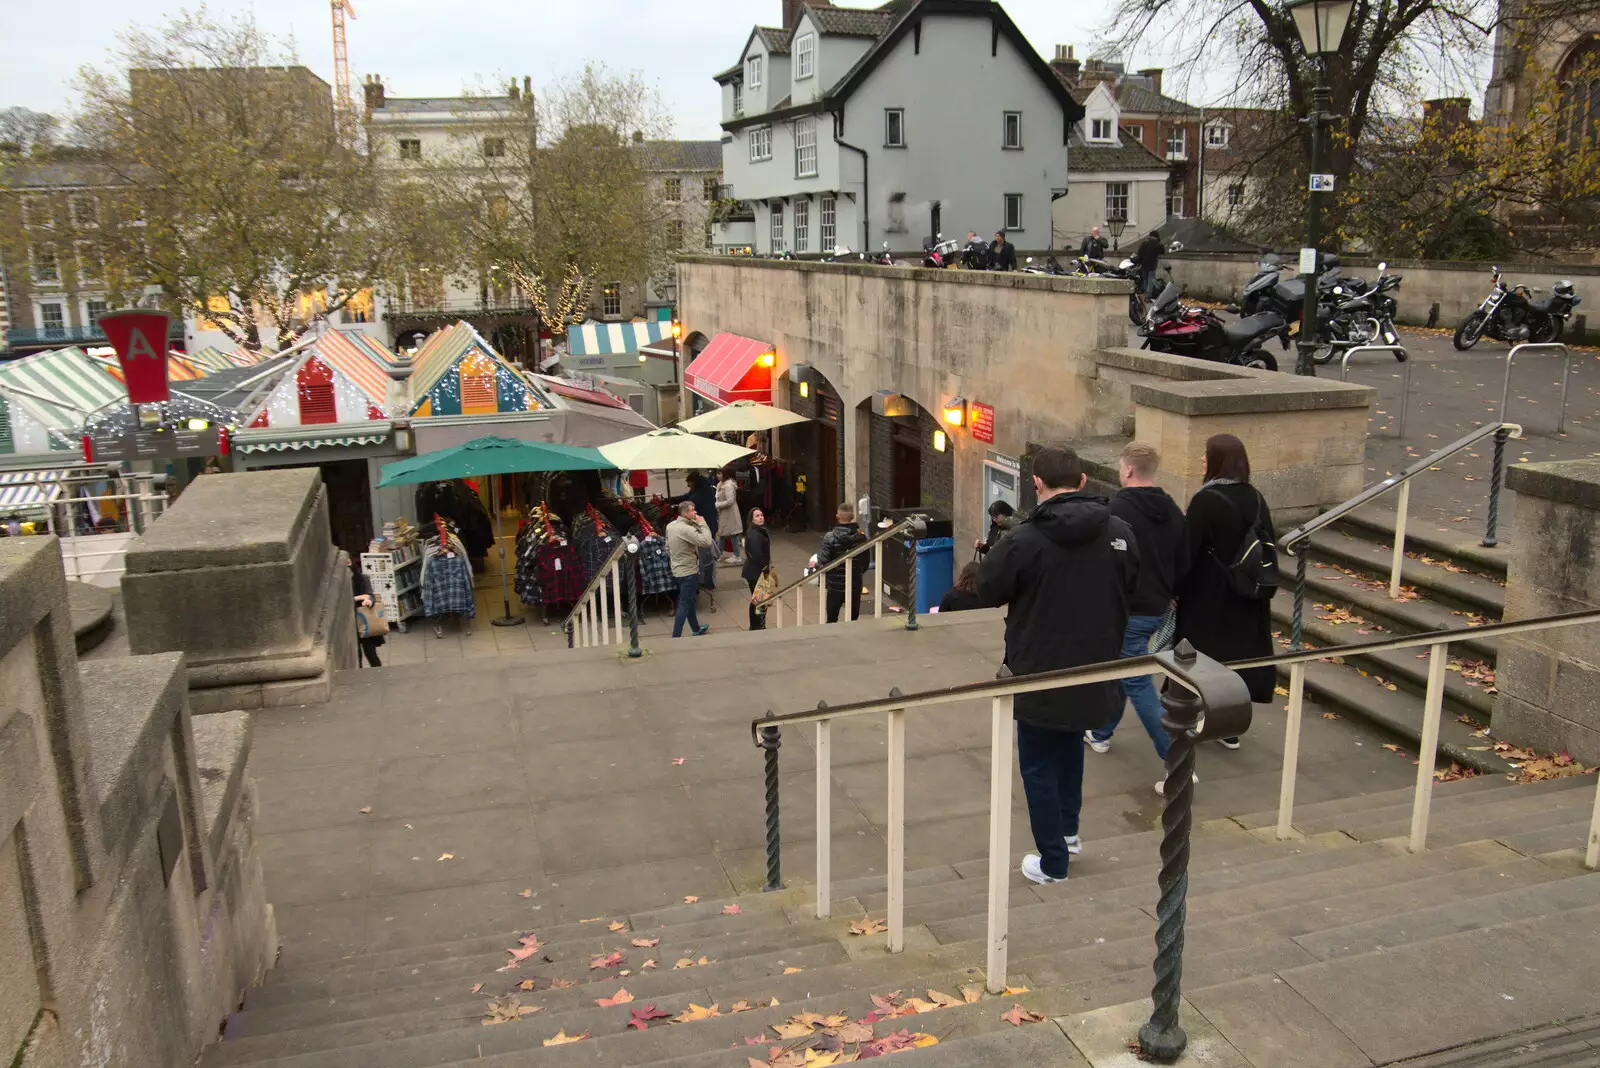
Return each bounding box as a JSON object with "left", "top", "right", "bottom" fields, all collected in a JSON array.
[{"left": 666, "top": 501, "right": 714, "bottom": 637}]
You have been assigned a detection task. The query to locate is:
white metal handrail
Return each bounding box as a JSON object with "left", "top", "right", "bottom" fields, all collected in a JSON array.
[
  {"left": 562, "top": 537, "right": 629, "bottom": 649},
  {"left": 1500, "top": 342, "right": 1572, "bottom": 434},
  {"left": 1339, "top": 343, "right": 1412, "bottom": 437},
  {"left": 756, "top": 517, "right": 919, "bottom": 628},
  {"left": 753, "top": 609, "right": 1600, "bottom": 995},
  {"left": 4, "top": 473, "right": 169, "bottom": 586}
]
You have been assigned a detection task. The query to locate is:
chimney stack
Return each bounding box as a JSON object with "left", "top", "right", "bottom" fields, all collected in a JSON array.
[
  {"left": 523, "top": 75, "right": 532, "bottom": 98},
  {"left": 508, "top": 80, "right": 519, "bottom": 101},
  {"left": 783, "top": 0, "right": 829, "bottom": 29},
  {"left": 1137, "top": 67, "right": 1164, "bottom": 97},
  {"left": 1050, "top": 45, "right": 1081, "bottom": 85},
  {"left": 362, "top": 74, "right": 385, "bottom": 114}
]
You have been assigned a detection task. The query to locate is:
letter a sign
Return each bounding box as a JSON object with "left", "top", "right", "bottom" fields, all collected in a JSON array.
[{"left": 99, "top": 309, "right": 173, "bottom": 404}]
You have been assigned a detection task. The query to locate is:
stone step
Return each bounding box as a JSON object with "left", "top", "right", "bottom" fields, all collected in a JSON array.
[
  {"left": 1306, "top": 531, "right": 1506, "bottom": 616},
  {"left": 1232, "top": 766, "right": 1521, "bottom": 831},
  {"left": 1385, "top": 1014, "right": 1600, "bottom": 1066},
  {"left": 1297, "top": 560, "right": 1500, "bottom": 657},
  {"left": 1286, "top": 773, "right": 1593, "bottom": 838},
  {"left": 1333, "top": 506, "right": 1509, "bottom": 581},
  {"left": 1327, "top": 777, "right": 1597, "bottom": 845}
]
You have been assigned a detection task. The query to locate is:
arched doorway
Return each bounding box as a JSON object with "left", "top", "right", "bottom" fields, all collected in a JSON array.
[
  {"left": 859, "top": 391, "right": 955, "bottom": 521},
  {"left": 776, "top": 365, "right": 845, "bottom": 533}
]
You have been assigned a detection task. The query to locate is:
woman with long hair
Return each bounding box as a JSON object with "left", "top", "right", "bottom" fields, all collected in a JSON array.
[{"left": 1174, "top": 433, "right": 1276, "bottom": 764}]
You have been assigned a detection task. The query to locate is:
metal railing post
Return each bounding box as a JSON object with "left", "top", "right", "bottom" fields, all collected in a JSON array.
[
  {"left": 566, "top": 620, "right": 574, "bottom": 649},
  {"left": 758, "top": 719, "right": 784, "bottom": 892},
  {"left": 886, "top": 703, "right": 907, "bottom": 952},
  {"left": 815, "top": 718, "right": 832, "bottom": 917},
  {"left": 1586, "top": 774, "right": 1600, "bottom": 871},
  {"left": 1390, "top": 480, "right": 1411, "bottom": 600},
  {"left": 612, "top": 559, "right": 623, "bottom": 645},
  {"left": 1409, "top": 643, "right": 1450, "bottom": 853},
  {"left": 598, "top": 573, "right": 609, "bottom": 644},
  {"left": 1485, "top": 426, "right": 1508, "bottom": 548},
  {"left": 818, "top": 566, "right": 826, "bottom": 623},
  {"left": 1340, "top": 344, "right": 1411, "bottom": 437},
  {"left": 845, "top": 557, "right": 855, "bottom": 623},
  {"left": 1276, "top": 662, "right": 1307, "bottom": 840},
  {"left": 986, "top": 693, "right": 1015, "bottom": 993},
  {"left": 1292, "top": 550, "right": 1307, "bottom": 650},
  {"left": 625, "top": 542, "right": 642, "bottom": 660},
  {"left": 873, "top": 541, "right": 884, "bottom": 619},
  {"left": 1501, "top": 343, "right": 1572, "bottom": 433},
  {"left": 904, "top": 536, "right": 920, "bottom": 632}
]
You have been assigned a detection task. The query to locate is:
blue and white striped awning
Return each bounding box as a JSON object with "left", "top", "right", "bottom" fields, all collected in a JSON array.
[
  {"left": 0, "top": 471, "right": 61, "bottom": 512},
  {"left": 566, "top": 320, "right": 671, "bottom": 357}
]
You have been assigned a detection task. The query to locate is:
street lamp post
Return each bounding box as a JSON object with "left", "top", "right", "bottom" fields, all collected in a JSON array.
[
  {"left": 1286, "top": 0, "right": 1354, "bottom": 378},
  {"left": 1105, "top": 210, "right": 1128, "bottom": 255}
]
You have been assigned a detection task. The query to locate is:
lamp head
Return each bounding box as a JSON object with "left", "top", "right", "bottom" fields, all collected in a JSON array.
[{"left": 1285, "top": 0, "right": 1354, "bottom": 55}]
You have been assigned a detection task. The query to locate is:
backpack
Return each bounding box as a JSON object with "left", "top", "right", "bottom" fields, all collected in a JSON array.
[{"left": 1208, "top": 487, "right": 1279, "bottom": 600}]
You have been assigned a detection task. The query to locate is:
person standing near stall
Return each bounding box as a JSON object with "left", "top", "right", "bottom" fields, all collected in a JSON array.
[
  {"left": 350, "top": 560, "right": 385, "bottom": 668},
  {"left": 667, "top": 501, "right": 714, "bottom": 638},
  {"left": 715, "top": 469, "right": 744, "bottom": 563},
  {"left": 742, "top": 507, "right": 772, "bottom": 630}
]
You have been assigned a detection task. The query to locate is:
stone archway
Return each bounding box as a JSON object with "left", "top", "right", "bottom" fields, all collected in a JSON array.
[
  {"left": 775, "top": 364, "right": 847, "bottom": 533},
  {"left": 858, "top": 391, "right": 956, "bottom": 525}
]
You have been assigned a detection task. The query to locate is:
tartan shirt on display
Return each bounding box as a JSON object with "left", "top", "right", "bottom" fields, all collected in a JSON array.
[
  {"left": 638, "top": 534, "right": 676, "bottom": 595},
  {"left": 421, "top": 550, "right": 477, "bottom": 617},
  {"left": 534, "top": 543, "right": 585, "bottom": 604}
]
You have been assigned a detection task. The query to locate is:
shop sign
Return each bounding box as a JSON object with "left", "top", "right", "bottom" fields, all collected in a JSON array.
[
  {"left": 99, "top": 309, "right": 173, "bottom": 404},
  {"left": 88, "top": 428, "right": 225, "bottom": 462},
  {"left": 970, "top": 402, "right": 995, "bottom": 444}
]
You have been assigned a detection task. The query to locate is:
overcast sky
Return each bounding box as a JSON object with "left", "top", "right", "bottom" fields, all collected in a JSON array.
[{"left": 1, "top": 0, "right": 1142, "bottom": 138}]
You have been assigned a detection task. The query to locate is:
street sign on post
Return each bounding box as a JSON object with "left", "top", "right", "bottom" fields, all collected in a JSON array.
[
  {"left": 1309, "top": 174, "right": 1336, "bottom": 192},
  {"left": 98, "top": 309, "right": 172, "bottom": 404}
]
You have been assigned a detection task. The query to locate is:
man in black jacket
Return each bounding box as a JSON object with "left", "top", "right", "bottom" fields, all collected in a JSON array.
[
  {"left": 815, "top": 506, "right": 869, "bottom": 622},
  {"left": 1079, "top": 225, "right": 1108, "bottom": 261},
  {"left": 977, "top": 445, "right": 1139, "bottom": 883},
  {"left": 1086, "top": 443, "right": 1190, "bottom": 780},
  {"left": 990, "top": 229, "right": 1018, "bottom": 272},
  {"left": 1136, "top": 229, "right": 1164, "bottom": 296}
]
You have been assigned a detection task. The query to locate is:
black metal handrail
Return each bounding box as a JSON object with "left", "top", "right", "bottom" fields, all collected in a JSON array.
[{"left": 752, "top": 516, "right": 920, "bottom": 609}]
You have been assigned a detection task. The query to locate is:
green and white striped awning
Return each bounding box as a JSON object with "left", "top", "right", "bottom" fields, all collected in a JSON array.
[{"left": 0, "top": 348, "right": 126, "bottom": 439}]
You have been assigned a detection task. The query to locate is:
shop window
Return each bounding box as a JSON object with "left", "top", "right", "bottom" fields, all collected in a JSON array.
[
  {"left": 460, "top": 370, "right": 497, "bottom": 413},
  {"left": 820, "top": 194, "right": 836, "bottom": 250}
]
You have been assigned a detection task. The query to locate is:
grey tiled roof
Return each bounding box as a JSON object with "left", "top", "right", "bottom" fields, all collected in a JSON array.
[
  {"left": 807, "top": 6, "right": 898, "bottom": 36},
  {"left": 1115, "top": 82, "right": 1200, "bottom": 118},
  {"left": 1068, "top": 128, "right": 1170, "bottom": 172},
  {"left": 375, "top": 96, "right": 517, "bottom": 114},
  {"left": 641, "top": 140, "right": 723, "bottom": 171},
  {"left": 3, "top": 161, "right": 129, "bottom": 189},
  {"left": 756, "top": 26, "right": 792, "bottom": 54}
]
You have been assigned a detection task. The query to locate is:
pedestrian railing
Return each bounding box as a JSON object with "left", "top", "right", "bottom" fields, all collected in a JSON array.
[
  {"left": 1277, "top": 420, "right": 1521, "bottom": 648},
  {"left": 3, "top": 469, "right": 169, "bottom": 587},
  {"left": 746, "top": 609, "right": 1600, "bottom": 1051},
  {"left": 1500, "top": 342, "right": 1573, "bottom": 434},
  {"left": 1338, "top": 343, "right": 1411, "bottom": 437},
  {"left": 753, "top": 516, "right": 925, "bottom": 629},
  {"left": 562, "top": 537, "right": 632, "bottom": 651}
]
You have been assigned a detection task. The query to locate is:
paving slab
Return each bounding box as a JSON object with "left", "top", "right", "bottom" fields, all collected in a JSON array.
[
  {"left": 1188, "top": 975, "right": 1373, "bottom": 1068},
  {"left": 1060, "top": 996, "right": 1251, "bottom": 1067}
]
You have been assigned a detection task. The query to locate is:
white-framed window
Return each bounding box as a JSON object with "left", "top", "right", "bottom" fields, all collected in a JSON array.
[
  {"left": 1003, "top": 111, "right": 1022, "bottom": 149},
  {"left": 733, "top": 82, "right": 744, "bottom": 117},
  {"left": 885, "top": 108, "right": 905, "bottom": 147},
  {"left": 1105, "top": 182, "right": 1130, "bottom": 222},
  {"left": 1003, "top": 193, "right": 1023, "bottom": 231},
  {"left": 770, "top": 201, "right": 786, "bottom": 251},
  {"left": 31, "top": 245, "right": 60, "bottom": 284},
  {"left": 84, "top": 298, "right": 109, "bottom": 331},
  {"left": 1124, "top": 123, "right": 1143, "bottom": 143},
  {"left": 746, "top": 54, "right": 764, "bottom": 89},
  {"left": 1167, "top": 181, "right": 1186, "bottom": 218},
  {"left": 75, "top": 241, "right": 102, "bottom": 284},
  {"left": 794, "top": 116, "right": 817, "bottom": 177},
  {"left": 793, "top": 198, "right": 810, "bottom": 252},
  {"left": 668, "top": 219, "right": 685, "bottom": 247},
  {"left": 1090, "top": 118, "right": 1114, "bottom": 142},
  {"left": 483, "top": 137, "right": 506, "bottom": 158},
  {"left": 20, "top": 194, "right": 51, "bottom": 229},
  {"left": 37, "top": 301, "right": 65, "bottom": 337},
  {"left": 1227, "top": 182, "right": 1245, "bottom": 208},
  {"left": 749, "top": 125, "right": 773, "bottom": 162},
  {"left": 398, "top": 139, "right": 422, "bottom": 160},
  {"left": 664, "top": 177, "right": 682, "bottom": 203},
  {"left": 69, "top": 194, "right": 98, "bottom": 228},
  {"left": 703, "top": 177, "right": 720, "bottom": 201},
  {"left": 820, "top": 194, "right": 837, "bottom": 250},
  {"left": 1166, "top": 126, "right": 1187, "bottom": 160},
  {"left": 1206, "top": 124, "right": 1230, "bottom": 148},
  {"left": 795, "top": 33, "right": 815, "bottom": 79},
  {"left": 602, "top": 282, "right": 622, "bottom": 318}
]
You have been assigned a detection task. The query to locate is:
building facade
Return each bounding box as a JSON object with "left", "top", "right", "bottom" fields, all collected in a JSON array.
[
  {"left": 1053, "top": 80, "right": 1176, "bottom": 250},
  {"left": 715, "top": 0, "right": 1084, "bottom": 256}
]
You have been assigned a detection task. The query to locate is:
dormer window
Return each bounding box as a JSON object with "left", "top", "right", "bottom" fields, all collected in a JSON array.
[
  {"left": 795, "top": 33, "right": 815, "bottom": 79},
  {"left": 747, "top": 55, "right": 764, "bottom": 90},
  {"left": 1206, "top": 124, "right": 1231, "bottom": 148},
  {"left": 1090, "top": 118, "right": 1115, "bottom": 142}
]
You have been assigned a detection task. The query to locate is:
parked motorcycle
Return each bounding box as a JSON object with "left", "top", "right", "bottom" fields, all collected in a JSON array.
[
  {"left": 1140, "top": 281, "right": 1286, "bottom": 371},
  {"left": 1021, "top": 256, "right": 1068, "bottom": 276},
  {"left": 1454, "top": 268, "right": 1579, "bottom": 349},
  {"left": 922, "top": 234, "right": 960, "bottom": 268},
  {"left": 868, "top": 242, "right": 894, "bottom": 266}
]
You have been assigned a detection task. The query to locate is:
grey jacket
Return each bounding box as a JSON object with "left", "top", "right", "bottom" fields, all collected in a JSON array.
[{"left": 666, "top": 516, "right": 714, "bottom": 578}]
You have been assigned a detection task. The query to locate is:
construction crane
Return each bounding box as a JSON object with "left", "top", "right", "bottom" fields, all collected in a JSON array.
[{"left": 331, "top": 0, "right": 357, "bottom": 117}]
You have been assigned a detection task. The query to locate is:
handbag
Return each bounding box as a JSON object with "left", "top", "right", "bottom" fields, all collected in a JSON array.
[
  {"left": 753, "top": 566, "right": 780, "bottom": 605},
  {"left": 356, "top": 602, "right": 390, "bottom": 639}
]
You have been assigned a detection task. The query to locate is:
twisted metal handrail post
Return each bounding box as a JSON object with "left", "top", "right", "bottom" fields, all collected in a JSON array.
[
  {"left": 1291, "top": 550, "right": 1307, "bottom": 650},
  {"left": 624, "top": 536, "right": 643, "bottom": 659},
  {"left": 757, "top": 719, "right": 783, "bottom": 892},
  {"left": 1485, "top": 426, "right": 1508, "bottom": 548}
]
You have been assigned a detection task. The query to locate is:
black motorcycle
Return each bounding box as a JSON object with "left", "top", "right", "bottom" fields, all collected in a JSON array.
[{"left": 1454, "top": 268, "right": 1579, "bottom": 349}]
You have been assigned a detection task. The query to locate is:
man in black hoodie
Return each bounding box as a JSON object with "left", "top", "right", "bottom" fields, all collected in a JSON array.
[
  {"left": 1086, "top": 442, "right": 1191, "bottom": 769},
  {"left": 815, "top": 506, "right": 869, "bottom": 622},
  {"left": 977, "top": 445, "right": 1139, "bottom": 884}
]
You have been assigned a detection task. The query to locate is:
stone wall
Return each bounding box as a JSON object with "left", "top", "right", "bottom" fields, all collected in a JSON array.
[
  {"left": 121, "top": 469, "right": 355, "bottom": 712},
  {"left": 0, "top": 536, "right": 275, "bottom": 1068},
  {"left": 1495, "top": 459, "right": 1600, "bottom": 764}
]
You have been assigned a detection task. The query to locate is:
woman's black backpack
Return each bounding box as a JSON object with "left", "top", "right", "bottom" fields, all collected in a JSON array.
[{"left": 1209, "top": 488, "right": 1279, "bottom": 600}]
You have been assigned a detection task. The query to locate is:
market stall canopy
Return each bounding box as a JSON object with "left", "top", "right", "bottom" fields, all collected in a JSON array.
[
  {"left": 378, "top": 435, "right": 612, "bottom": 488},
  {"left": 185, "top": 345, "right": 264, "bottom": 373},
  {"left": 566, "top": 320, "right": 672, "bottom": 357},
  {"left": 679, "top": 400, "right": 808, "bottom": 433},
  {"left": 408, "top": 321, "right": 550, "bottom": 418},
  {"left": 0, "top": 347, "right": 127, "bottom": 455},
  {"left": 598, "top": 427, "right": 753, "bottom": 471},
  {"left": 683, "top": 332, "right": 774, "bottom": 406}
]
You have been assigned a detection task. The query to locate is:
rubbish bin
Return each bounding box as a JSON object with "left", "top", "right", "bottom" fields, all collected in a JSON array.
[
  {"left": 912, "top": 537, "right": 954, "bottom": 613},
  {"left": 879, "top": 509, "right": 954, "bottom": 612}
]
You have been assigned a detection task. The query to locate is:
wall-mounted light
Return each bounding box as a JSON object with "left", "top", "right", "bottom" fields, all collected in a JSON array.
[
  {"left": 395, "top": 424, "right": 412, "bottom": 451},
  {"left": 799, "top": 380, "right": 810, "bottom": 399},
  {"left": 639, "top": 352, "right": 648, "bottom": 363},
  {"left": 758, "top": 350, "right": 776, "bottom": 368},
  {"left": 943, "top": 396, "right": 967, "bottom": 427},
  {"left": 671, "top": 321, "right": 683, "bottom": 341},
  {"left": 933, "top": 430, "right": 948, "bottom": 452}
]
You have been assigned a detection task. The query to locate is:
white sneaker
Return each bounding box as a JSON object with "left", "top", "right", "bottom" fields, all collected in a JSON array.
[
  {"left": 1153, "top": 773, "right": 1199, "bottom": 797},
  {"left": 1218, "top": 737, "right": 1242, "bottom": 750},
  {"left": 1084, "top": 731, "right": 1111, "bottom": 754},
  {"left": 1021, "top": 854, "right": 1067, "bottom": 885},
  {"left": 1064, "top": 834, "right": 1083, "bottom": 855}
]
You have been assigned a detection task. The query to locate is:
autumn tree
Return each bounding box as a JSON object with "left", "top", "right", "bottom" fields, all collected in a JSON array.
[
  {"left": 0, "top": 107, "right": 61, "bottom": 152},
  {"left": 0, "top": 8, "right": 436, "bottom": 350}
]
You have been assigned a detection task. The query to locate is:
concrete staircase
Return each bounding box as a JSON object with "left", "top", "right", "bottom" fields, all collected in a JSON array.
[
  {"left": 1275, "top": 507, "right": 1514, "bottom": 771},
  {"left": 204, "top": 774, "right": 1600, "bottom": 1067}
]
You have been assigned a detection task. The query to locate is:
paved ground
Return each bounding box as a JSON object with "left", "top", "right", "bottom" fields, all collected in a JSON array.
[{"left": 256, "top": 610, "right": 1434, "bottom": 967}]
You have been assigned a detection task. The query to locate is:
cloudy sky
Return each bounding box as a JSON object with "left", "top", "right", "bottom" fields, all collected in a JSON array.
[{"left": 3, "top": 0, "right": 1145, "bottom": 137}]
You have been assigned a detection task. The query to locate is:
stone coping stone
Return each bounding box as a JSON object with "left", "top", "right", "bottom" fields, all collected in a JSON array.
[
  {"left": 125, "top": 468, "right": 320, "bottom": 573},
  {"left": 80, "top": 653, "right": 186, "bottom": 860},
  {"left": 1131, "top": 375, "right": 1375, "bottom": 417},
  {"left": 676, "top": 253, "right": 1131, "bottom": 294},
  {"left": 1504, "top": 457, "right": 1600, "bottom": 510},
  {"left": 67, "top": 580, "right": 113, "bottom": 643},
  {"left": 192, "top": 710, "right": 252, "bottom": 860},
  {"left": 1095, "top": 346, "right": 1253, "bottom": 383},
  {"left": 0, "top": 536, "right": 62, "bottom": 656}
]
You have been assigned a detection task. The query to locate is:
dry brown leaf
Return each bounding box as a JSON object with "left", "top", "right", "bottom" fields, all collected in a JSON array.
[
  {"left": 848, "top": 917, "right": 888, "bottom": 936},
  {"left": 589, "top": 951, "right": 624, "bottom": 970},
  {"left": 926, "top": 989, "right": 962, "bottom": 1009},
  {"left": 773, "top": 1021, "right": 815, "bottom": 1039},
  {"left": 641, "top": 959, "right": 658, "bottom": 969},
  {"left": 470, "top": 982, "right": 484, "bottom": 994},
  {"left": 722, "top": 904, "right": 743, "bottom": 915},
  {"left": 358, "top": 806, "right": 372, "bottom": 814},
  {"left": 834, "top": 1020, "right": 874, "bottom": 1043},
  {"left": 783, "top": 966, "right": 804, "bottom": 975},
  {"left": 698, "top": 956, "right": 714, "bottom": 966},
  {"left": 803, "top": 1051, "right": 843, "bottom": 1066},
  {"left": 674, "top": 958, "right": 694, "bottom": 970},
  {"left": 436, "top": 853, "right": 455, "bottom": 862},
  {"left": 631, "top": 937, "right": 659, "bottom": 948},
  {"left": 608, "top": 921, "right": 627, "bottom": 932},
  {"left": 960, "top": 984, "right": 983, "bottom": 1003},
  {"left": 674, "top": 1003, "right": 721, "bottom": 1023},
  {"left": 541, "top": 1029, "right": 588, "bottom": 1046},
  {"left": 902, "top": 997, "right": 940, "bottom": 1015},
  {"left": 481, "top": 997, "right": 542, "bottom": 1026},
  {"left": 912, "top": 1034, "right": 939, "bottom": 1048},
  {"left": 729, "top": 1000, "right": 754, "bottom": 1013},
  {"left": 1002, "top": 985, "right": 1030, "bottom": 996},
  {"left": 1001, "top": 1004, "right": 1046, "bottom": 1026},
  {"left": 683, "top": 895, "right": 699, "bottom": 903},
  {"left": 595, "top": 988, "right": 634, "bottom": 1007},
  {"left": 518, "top": 979, "right": 535, "bottom": 991},
  {"left": 518, "top": 888, "right": 533, "bottom": 898},
  {"left": 1322, "top": 711, "right": 1340, "bottom": 720},
  {"left": 1381, "top": 743, "right": 1406, "bottom": 753},
  {"left": 549, "top": 978, "right": 577, "bottom": 989}
]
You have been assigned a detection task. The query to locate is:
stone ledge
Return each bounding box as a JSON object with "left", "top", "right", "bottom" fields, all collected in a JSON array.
[
  {"left": 1505, "top": 458, "right": 1600, "bottom": 510},
  {"left": 674, "top": 253, "right": 1131, "bottom": 294},
  {"left": 1095, "top": 346, "right": 1252, "bottom": 382},
  {"left": 192, "top": 710, "right": 252, "bottom": 864},
  {"left": 81, "top": 652, "right": 188, "bottom": 864},
  {"left": 0, "top": 536, "right": 65, "bottom": 660},
  {"left": 1132, "top": 375, "right": 1375, "bottom": 416},
  {"left": 124, "top": 469, "right": 321, "bottom": 572}
]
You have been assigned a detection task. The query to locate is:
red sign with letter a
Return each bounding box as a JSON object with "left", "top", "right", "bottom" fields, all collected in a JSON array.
[{"left": 99, "top": 309, "right": 172, "bottom": 404}]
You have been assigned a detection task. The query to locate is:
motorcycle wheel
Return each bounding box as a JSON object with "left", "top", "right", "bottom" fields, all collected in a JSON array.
[
  {"left": 1245, "top": 352, "right": 1279, "bottom": 372},
  {"left": 1310, "top": 344, "right": 1339, "bottom": 365},
  {"left": 1128, "top": 293, "right": 1147, "bottom": 326},
  {"left": 1454, "top": 311, "right": 1487, "bottom": 350},
  {"left": 1531, "top": 316, "right": 1563, "bottom": 344}
]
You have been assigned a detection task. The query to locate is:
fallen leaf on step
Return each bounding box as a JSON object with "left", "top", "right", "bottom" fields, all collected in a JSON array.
[
  {"left": 358, "top": 806, "right": 372, "bottom": 814},
  {"left": 1381, "top": 743, "right": 1406, "bottom": 754},
  {"left": 722, "top": 904, "right": 743, "bottom": 915},
  {"left": 1273, "top": 685, "right": 1289, "bottom": 696},
  {"left": 619, "top": 969, "right": 631, "bottom": 977},
  {"left": 869, "top": 992, "right": 904, "bottom": 1015},
  {"left": 729, "top": 1000, "right": 754, "bottom": 1013},
  {"left": 496, "top": 941, "right": 542, "bottom": 971},
  {"left": 773, "top": 1021, "right": 815, "bottom": 1039},
  {"left": 848, "top": 917, "right": 888, "bottom": 936},
  {"left": 541, "top": 1029, "right": 589, "bottom": 1046},
  {"left": 698, "top": 956, "right": 714, "bottom": 966},
  {"left": 1001, "top": 1004, "right": 1045, "bottom": 1026},
  {"left": 549, "top": 978, "right": 577, "bottom": 989},
  {"left": 902, "top": 997, "right": 941, "bottom": 1014},
  {"left": 783, "top": 967, "right": 804, "bottom": 975},
  {"left": 518, "top": 933, "right": 541, "bottom": 948},
  {"left": 608, "top": 921, "right": 627, "bottom": 932},
  {"left": 1322, "top": 712, "right": 1340, "bottom": 719},
  {"left": 628, "top": 1004, "right": 670, "bottom": 1030},
  {"left": 589, "top": 951, "right": 624, "bottom": 970},
  {"left": 436, "top": 853, "right": 455, "bottom": 862},
  {"left": 470, "top": 982, "right": 484, "bottom": 994},
  {"left": 683, "top": 895, "right": 699, "bottom": 903},
  {"left": 960, "top": 984, "right": 983, "bottom": 1003},
  {"left": 518, "top": 979, "right": 536, "bottom": 991},
  {"left": 674, "top": 1003, "right": 721, "bottom": 1023},
  {"left": 641, "top": 959, "right": 658, "bottom": 969},
  {"left": 802, "top": 1051, "right": 843, "bottom": 1066},
  {"left": 595, "top": 988, "right": 634, "bottom": 1007},
  {"left": 481, "top": 996, "right": 542, "bottom": 1025},
  {"left": 631, "top": 937, "right": 660, "bottom": 948},
  {"left": 1002, "top": 985, "right": 1030, "bottom": 996},
  {"left": 926, "top": 989, "right": 963, "bottom": 1009},
  {"left": 672, "top": 758, "right": 687, "bottom": 765},
  {"left": 518, "top": 889, "right": 533, "bottom": 898},
  {"left": 833, "top": 1020, "right": 874, "bottom": 1043},
  {"left": 674, "top": 958, "right": 695, "bottom": 969}
]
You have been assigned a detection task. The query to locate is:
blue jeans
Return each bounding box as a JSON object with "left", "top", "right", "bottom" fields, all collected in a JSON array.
[
  {"left": 672, "top": 575, "right": 702, "bottom": 637},
  {"left": 1092, "top": 614, "right": 1171, "bottom": 759},
  {"left": 1017, "top": 721, "right": 1085, "bottom": 879}
]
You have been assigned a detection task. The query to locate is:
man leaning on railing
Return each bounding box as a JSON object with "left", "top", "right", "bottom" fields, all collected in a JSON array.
[{"left": 975, "top": 444, "right": 1140, "bottom": 885}]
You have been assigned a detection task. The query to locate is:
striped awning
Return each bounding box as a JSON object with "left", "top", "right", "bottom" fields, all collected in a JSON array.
[
  {"left": 0, "top": 470, "right": 61, "bottom": 511},
  {"left": 0, "top": 348, "right": 126, "bottom": 434},
  {"left": 305, "top": 330, "right": 393, "bottom": 409},
  {"left": 185, "top": 345, "right": 261, "bottom": 372},
  {"left": 566, "top": 320, "right": 671, "bottom": 356}
]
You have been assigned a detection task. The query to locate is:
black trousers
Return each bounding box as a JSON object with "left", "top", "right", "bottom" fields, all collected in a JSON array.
[
  {"left": 358, "top": 638, "right": 383, "bottom": 667},
  {"left": 826, "top": 585, "right": 862, "bottom": 623}
]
